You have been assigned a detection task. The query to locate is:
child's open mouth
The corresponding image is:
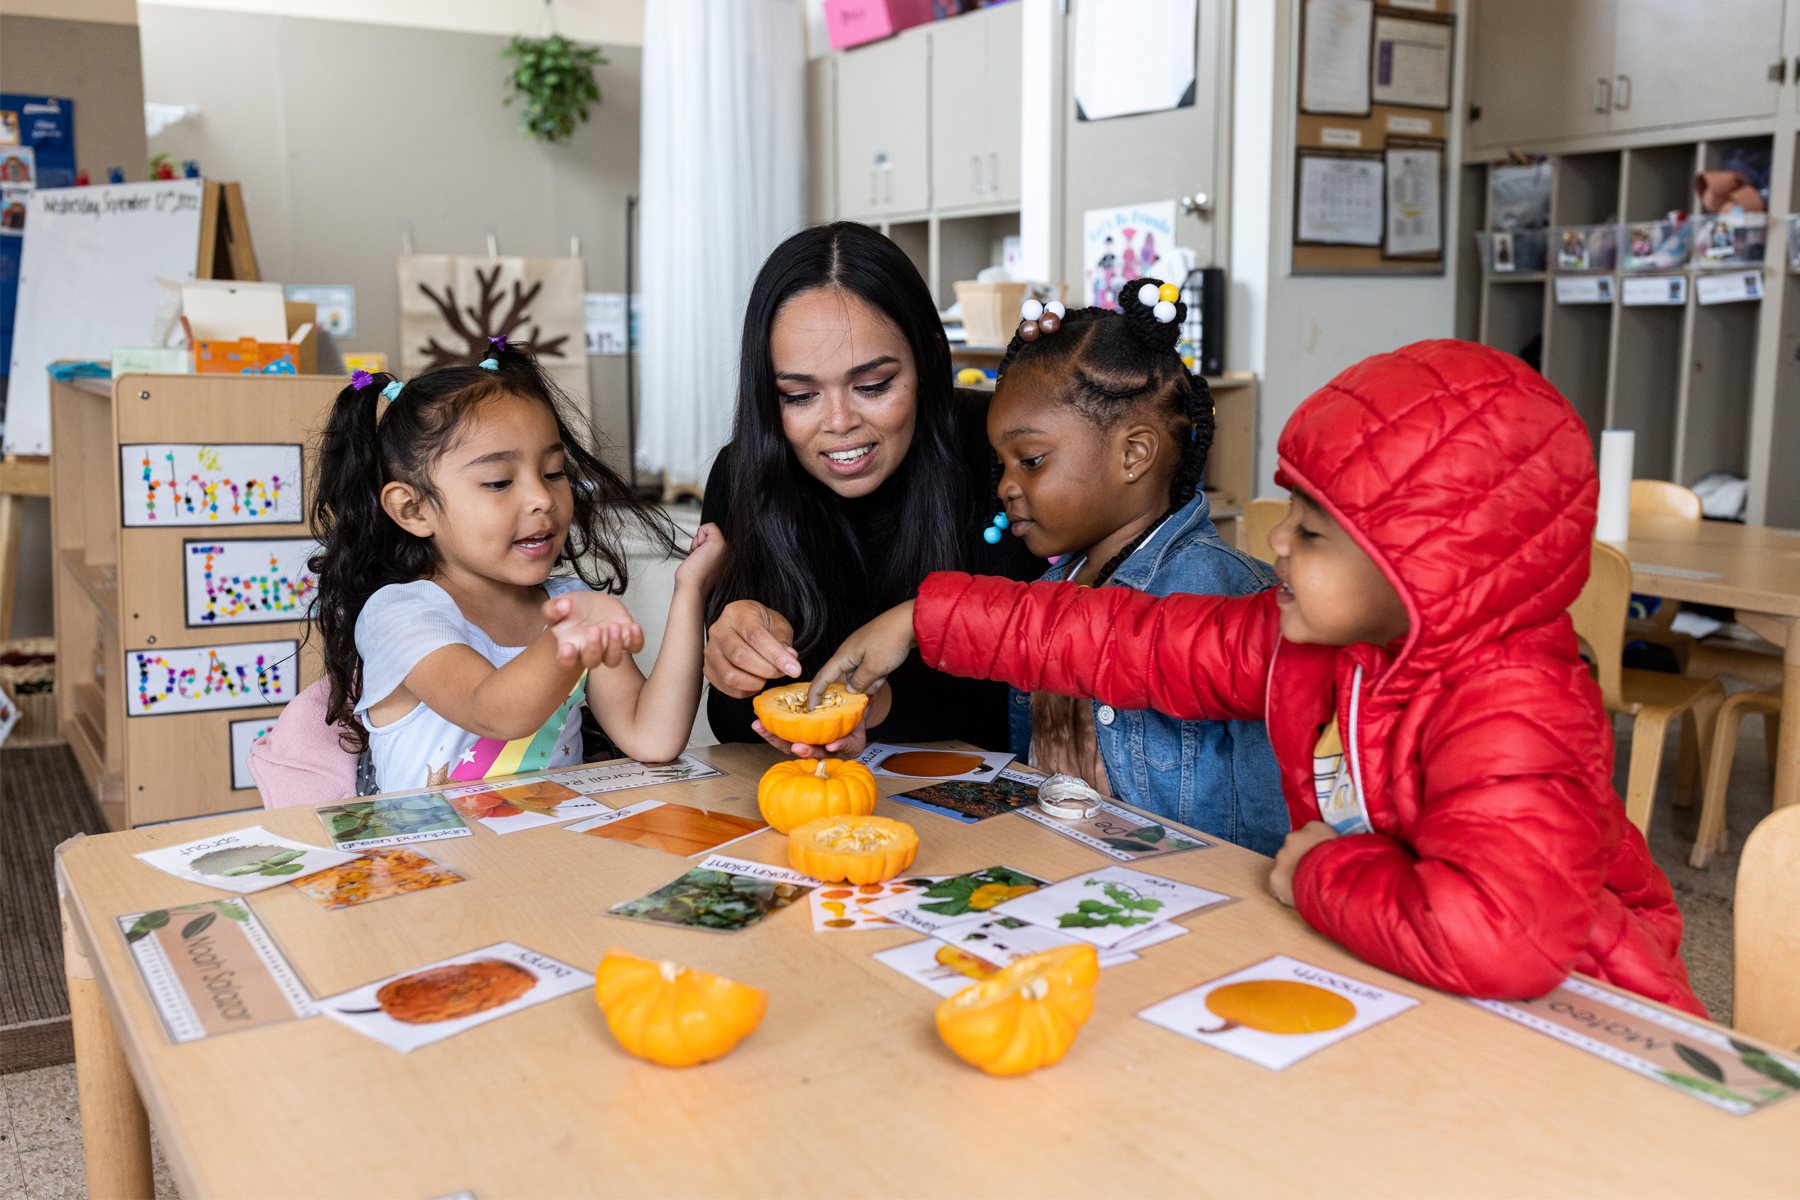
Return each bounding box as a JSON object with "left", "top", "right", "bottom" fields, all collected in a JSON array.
[
  {"left": 821, "top": 444, "right": 875, "bottom": 476},
  {"left": 514, "top": 532, "right": 555, "bottom": 559},
  {"left": 1275, "top": 582, "right": 1295, "bottom": 605}
]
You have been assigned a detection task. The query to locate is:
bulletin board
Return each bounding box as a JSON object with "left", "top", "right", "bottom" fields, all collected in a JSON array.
[{"left": 1293, "top": 0, "right": 1454, "bottom": 275}]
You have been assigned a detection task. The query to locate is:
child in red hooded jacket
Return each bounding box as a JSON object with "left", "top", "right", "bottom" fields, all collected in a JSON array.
[{"left": 807, "top": 339, "right": 1705, "bottom": 1017}]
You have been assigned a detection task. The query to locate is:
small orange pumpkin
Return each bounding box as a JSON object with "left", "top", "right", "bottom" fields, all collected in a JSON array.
[
  {"left": 787, "top": 814, "right": 919, "bottom": 884},
  {"left": 935, "top": 944, "right": 1099, "bottom": 1076},
  {"left": 753, "top": 681, "right": 868, "bottom": 746},
  {"left": 757, "top": 758, "right": 878, "bottom": 834},
  {"left": 594, "top": 948, "right": 767, "bottom": 1068}
]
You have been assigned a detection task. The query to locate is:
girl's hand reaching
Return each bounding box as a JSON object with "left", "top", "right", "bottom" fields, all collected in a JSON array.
[
  {"left": 543, "top": 591, "right": 643, "bottom": 670},
  {"left": 805, "top": 600, "right": 917, "bottom": 710},
  {"left": 674, "top": 523, "right": 729, "bottom": 594}
]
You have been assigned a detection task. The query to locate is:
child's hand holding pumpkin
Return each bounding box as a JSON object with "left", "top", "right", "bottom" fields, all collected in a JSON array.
[
  {"left": 807, "top": 600, "right": 918, "bottom": 709},
  {"left": 750, "top": 684, "right": 891, "bottom": 760}
]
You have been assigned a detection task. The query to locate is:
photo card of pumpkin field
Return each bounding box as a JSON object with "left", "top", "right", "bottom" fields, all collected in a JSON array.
[
  {"left": 859, "top": 865, "right": 1051, "bottom": 935},
  {"left": 987, "top": 865, "right": 1232, "bottom": 948},
  {"left": 608, "top": 855, "right": 818, "bottom": 933},
  {"left": 134, "top": 826, "right": 360, "bottom": 894},
  {"left": 314, "top": 792, "right": 471, "bottom": 851},
  {"left": 1138, "top": 955, "right": 1419, "bottom": 1071},
  {"left": 318, "top": 942, "right": 593, "bottom": 1053}
]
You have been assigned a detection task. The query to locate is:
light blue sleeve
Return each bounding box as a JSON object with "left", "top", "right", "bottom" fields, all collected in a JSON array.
[{"left": 353, "top": 582, "right": 470, "bottom": 715}]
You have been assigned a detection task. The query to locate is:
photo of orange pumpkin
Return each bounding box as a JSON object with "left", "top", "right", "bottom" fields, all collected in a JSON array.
[
  {"left": 1203, "top": 980, "right": 1356, "bottom": 1035},
  {"left": 935, "top": 944, "right": 1099, "bottom": 1076},
  {"left": 594, "top": 948, "right": 768, "bottom": 1068},
  {"left": 757, "top": 758, "right": 878, "bottom": 834},
  {"left": 752, "top": 681, "right": 867, "bottom": 746},
  {"left": 788, "top": 814, "right": 919, "bottom": 884}
]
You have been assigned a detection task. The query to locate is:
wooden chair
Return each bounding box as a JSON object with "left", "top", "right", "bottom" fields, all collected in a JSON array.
[
  {"left": 1242, "top": 497, "right": 1288, "bottom": 564},
  {"left": 1568, "top": 542, "right": 1725, "bottom": 838},
  {"left": 1690, "top": 687, "right": 1782, "bottom": 868},
  {"left": 1624, "top": 480, "right": 1702, "bottom": 662},
  {"left": 1734, "top": 804, "right": 1800, "bottom": 1050}
]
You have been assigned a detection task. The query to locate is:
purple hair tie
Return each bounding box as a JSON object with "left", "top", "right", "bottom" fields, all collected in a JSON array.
[
  {"left": 488, "top": 335, "right": 507, "bottom": 351},
  {"left": 351, "top": 369, "right": 375, "bottom": 390}
]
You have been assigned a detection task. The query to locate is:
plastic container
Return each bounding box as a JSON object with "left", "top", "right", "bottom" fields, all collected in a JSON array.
[
  {"left": 822, "top": 0, "right": 936, "bottom": 49},
  {"left": 1475, "top": 229, "right": 1548, "bottom": 274},
  {"left": 952, "top": 280, "right": 1027, "bottom": 347},
  {"left": 1550, "top": 224, "right": 1617, "bottom": 273},
  {"left": 1620, "top": 219, "right": 1692, "bottom": 271},
  {"left": 1692, "top": 211, "right": 1767, "bottom": 267},
  {"left": 0, "top": 637, "right": 60, "bottom": 748}
]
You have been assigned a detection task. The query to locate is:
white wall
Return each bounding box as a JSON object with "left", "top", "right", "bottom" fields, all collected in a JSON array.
[{"left": 1232, "top": 0, "right": 1469, "bottom": 495}]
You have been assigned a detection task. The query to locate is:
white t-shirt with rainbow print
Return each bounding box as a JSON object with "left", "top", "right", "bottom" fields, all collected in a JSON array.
[{"left": 354, "top": 577, "right": 589, "bottom": 793}]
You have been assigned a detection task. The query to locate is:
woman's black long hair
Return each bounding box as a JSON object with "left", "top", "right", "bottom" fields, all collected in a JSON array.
[
  {"left": 309, "top": 343, "right": 683, "bottom": 752},
  {"left": 707, "top": 222, "right": 975, "bottom": 659}
]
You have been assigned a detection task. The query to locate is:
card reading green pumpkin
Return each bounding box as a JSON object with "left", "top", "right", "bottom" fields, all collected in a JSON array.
[
  {"left": 314, "top": 792, "right": 472, "bottom": 851},
  {"left": 607, "top": 854, "right": 818, "bottom": 933}
]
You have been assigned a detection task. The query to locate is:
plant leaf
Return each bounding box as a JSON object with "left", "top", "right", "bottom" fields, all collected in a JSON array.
[
  {"left": 1657, "top": 1070, "right": 1753, "bottom": 1105},
  {"left": 1674, "top": 1042, "right": 1726, "bottom": 1083},
  {"left": 180, "top": 912, "right": 216, "bottom": 939},
  {"left": 1740, "top": 1049, "right": 1800, "bottom": 1091},
  {"left": 260, "top": 863, "right": 306, "bottom": 876},
  {"left": 1129, "top": 825, "right": 1166, "bottom": 842},
  {"left": 213, "top": 901, "right": 248, "bottom": 922}
]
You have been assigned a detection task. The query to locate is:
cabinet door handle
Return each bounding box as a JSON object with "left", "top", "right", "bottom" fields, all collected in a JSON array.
[
  {"left": 1594, "top": 78, "right": 1611, "bottom": 113},
  {"left": 987, "top": 152, "right": 997, "bottom": 192},
  {"left": 1614, "top": 74, "right": 1631, "bottom": 109},
  {"left": 970, "top": 155, "right": 981, "bottom": 193}
]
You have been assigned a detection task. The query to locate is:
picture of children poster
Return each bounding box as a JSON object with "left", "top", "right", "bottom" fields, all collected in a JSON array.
[
  {"left": 314, "top": 792, "right": 472, "bottom": 851},
  {"left": 290, "top": 846, "right": 466, "bottom": 911},
  {"left": 1018, "top": 797, "right": 1212, "bottom": 862},
  {"left": 988, "top": 864, "right": 1231, "bottom": 948},
  {"left": 1138, "top": 955, "right": 1420, "bottom": 1071},
  {"left": 888, "top": 766, "right": 1043, "bottom": 824},
  {"left": 318, "top": 942, "right": 593, "bottom": 1054},
  {"left": 1082, "top": 201, "right": 1177, "bottom": 311},
  {"left": 134, "top": 825, "right": 360, "bottom": 894},
  {"left": 117, "top": 897, "right": 317, "bottom": 1044},
  {"left": 0, "top": 190, "right": 24, "bottom": 236},
  {"left": 0, "top": 145, "right": 34, "bottom": 189},
  {"left": 608, "top": 855, "right": 819, "bottom": 933},
  {"left": 564, "top": 798, "right": 768, "bottom": 857}
]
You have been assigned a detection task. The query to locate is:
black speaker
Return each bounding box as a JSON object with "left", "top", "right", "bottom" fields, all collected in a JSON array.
[{"left": 1178, "top": 267, "right": 1226, "bottom": 377}]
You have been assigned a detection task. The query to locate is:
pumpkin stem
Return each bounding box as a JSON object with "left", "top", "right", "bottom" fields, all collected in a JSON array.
[
  {"left": 658, "top": 960, "right": 682, "bottom": 983},
  {"left": 814, "top": 759, "right": 830, "bottom": 778}
]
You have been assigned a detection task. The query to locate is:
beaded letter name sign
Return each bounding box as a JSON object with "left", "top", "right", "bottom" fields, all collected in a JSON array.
[
  {"left": 128, "top": 640, "right": 297, "bottom": 717},
  {"left": 121, "top": 444, "right": 304, "bottom": 527},
  {"left": 183, "top": 538, "right": 321, "bottom": 628}
]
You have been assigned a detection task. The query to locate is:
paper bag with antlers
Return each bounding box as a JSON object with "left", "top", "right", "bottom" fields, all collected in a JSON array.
[{"left": 398, "top": 255, "right": 588, "bottom": 403}]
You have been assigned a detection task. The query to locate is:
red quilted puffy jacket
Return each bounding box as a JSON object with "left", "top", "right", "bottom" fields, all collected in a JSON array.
[{"left": 915, "top": 339, "right": 1704, "bottom": 1016}]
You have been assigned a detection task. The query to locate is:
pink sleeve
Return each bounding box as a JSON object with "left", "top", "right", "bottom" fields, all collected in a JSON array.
[{"left": 248, "top": 678, "right": 359, "bottom": 808}]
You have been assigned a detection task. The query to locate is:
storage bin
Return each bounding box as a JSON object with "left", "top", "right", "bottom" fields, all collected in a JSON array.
[
  {"left": 1691, "top": 212, "right": 1767, "bottom": 267},
  {"left": 1475, "top": 230, "right": 1548, "bottom": 274},
  {"left": 823, "top": 0, "right": 936, "bottom": 49},
  {"left": 1551, "top": 224, "right": 1617, "bottom": 273},
  {"left": 1620, "top": 219, "right": 1692, "bottom": 271},
  {"left": 0, "top": 637, "right": 60, "bottom": 748},
  {"left": 953, "top": 280, "right": 1027, "bottom": 347}
]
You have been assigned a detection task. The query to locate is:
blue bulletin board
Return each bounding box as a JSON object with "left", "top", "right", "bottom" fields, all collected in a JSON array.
[{"left": 0, "top": 95, "right": 76, "bottom": 380}]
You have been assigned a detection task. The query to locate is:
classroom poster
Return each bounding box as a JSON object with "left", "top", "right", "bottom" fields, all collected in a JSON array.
[
  {"left": 121, "top": 444, "right": 304, "bottom": 527},
  {"left": 400, "top": 255, "right": 587, "bottom": 404},
  {"left": 1082, "top": 201, "right": 1178, "bottom": 311},
  {"left": 185, "top": 537, "right": 321, "bottom": 627},
  {"left": 127, "top": 639, "right": 296, "bottom": 716},
  {"left": 0, "top": 95, "right": 73, "bottom": 382}
]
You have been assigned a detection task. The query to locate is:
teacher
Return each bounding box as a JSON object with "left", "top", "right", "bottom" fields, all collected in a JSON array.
[{"left": 701, "top": 222, "right": 1040, "bottom": 756}]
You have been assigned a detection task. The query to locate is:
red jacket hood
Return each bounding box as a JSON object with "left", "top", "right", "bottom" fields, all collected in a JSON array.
[{"left": 1274, "top": 340, "right": 1597, "bottom": 695}]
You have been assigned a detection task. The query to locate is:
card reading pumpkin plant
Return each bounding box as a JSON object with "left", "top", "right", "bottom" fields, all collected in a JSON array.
[
  {"left": 1018, "top": 797, "right": 1212, "bottom": 862},
  {"left": 989, "top": 865, "right": 1232, "bottom": 948},
  {"left": 290, "top": 846, "right": 466, "bottom": 911},
  {"left": 860, "top": 865, "right": 1050, "bottom": 936},
  {"left": 117, "top": 898, "right": 316, "bottom": 1043},
  {"left": 314, "top": 792, "right": 471, "bottom": 851},
  {"left": 608, "top": 855, "right": 819, "bottom": 933},
  {"left": 134, "top": 826, "right": 359, "bottom": 894}
]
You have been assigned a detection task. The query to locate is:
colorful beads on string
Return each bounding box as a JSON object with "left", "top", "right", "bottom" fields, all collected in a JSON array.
[
  {"left": 982, "top": 511, "right": 1010, "bottom": 545},
  {"left": 1018, "top": 298, "right": 1067, "bottom": 342}
]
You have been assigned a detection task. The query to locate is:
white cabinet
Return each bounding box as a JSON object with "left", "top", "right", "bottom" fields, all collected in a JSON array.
[
  {"left": 1610, "top": 0, "right": 1783, "bottom": 132},
  {"left": 836, "top": 27, "right": 931, "bottom": 218},
  {"left": 931, "top": 1, "right": 1022, "bottom": 212},
  {"left": 1470, "top": 0, "right": 1614, "bottom": 148}
]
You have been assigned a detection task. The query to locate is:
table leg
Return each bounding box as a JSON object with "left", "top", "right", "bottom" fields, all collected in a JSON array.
[
  {"left": 61, "top": 895, "right": 153, "bottom": 1200},
  {"left": 1779, "top": 638, "right": 1800, "bottom": 811},
  {"left": 0, "top": 491, "right": 21, "bottom": 641}
]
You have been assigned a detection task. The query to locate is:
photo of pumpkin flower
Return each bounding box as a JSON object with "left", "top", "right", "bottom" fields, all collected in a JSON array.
[
  {"left": 291, "top": 847, "right": 465, "bottom": 911},
  {"left": 860, "top": 865, "right": 1050, "bottom": 936}
]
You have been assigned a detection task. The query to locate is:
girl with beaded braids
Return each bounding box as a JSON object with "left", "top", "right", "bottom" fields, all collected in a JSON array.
[
  {"left": 840, "top": 279, "right": 1286, "bottom": 852},
  {"left": 304, "top": 341, "right": 726, "bottom": 796}
]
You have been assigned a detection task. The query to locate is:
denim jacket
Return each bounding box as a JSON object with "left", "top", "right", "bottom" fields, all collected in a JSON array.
[{"left": 1008, "top": 492, "right": 1288, "bottom": 855}]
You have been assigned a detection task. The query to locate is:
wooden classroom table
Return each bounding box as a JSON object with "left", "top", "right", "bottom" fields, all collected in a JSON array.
[
  {"left": 1620, "top": 516, "right": 1800, "bottom": 813},
  {"left": 59, "top": 742, "right": 1797, "bottom": 1199}
]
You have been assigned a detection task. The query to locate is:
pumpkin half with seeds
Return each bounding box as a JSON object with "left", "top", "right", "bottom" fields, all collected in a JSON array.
[
  {"left": 935, "top": 944, "right": 1099, "bottom": 1075},
  {"left": 752, "top": 681, "right": 867, "bottom": 745},
  {"left": 787, "top": 814, "right": 918, "bottom": 884}
]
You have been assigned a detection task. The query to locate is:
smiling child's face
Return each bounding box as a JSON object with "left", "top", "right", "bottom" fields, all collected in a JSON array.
[
  {"left": 381, "top": 391, "right": 573, "bottom": 589},
  {"left": 1266, "top": 490, "right": 1409, "bottom": 646}
]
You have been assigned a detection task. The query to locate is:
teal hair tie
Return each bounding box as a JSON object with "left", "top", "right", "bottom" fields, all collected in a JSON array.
[
  {"left": 478, "top": 358, "right": 499, "bottom": 370},
  {"left": 381, "top": 380, "right": 403, "bottom": 401}
]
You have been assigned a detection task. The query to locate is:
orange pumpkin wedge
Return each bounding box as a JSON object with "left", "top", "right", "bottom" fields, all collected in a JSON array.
[
  {"left": 757, "top": 758, "right": 878, "bottom": 834},
  {"left": 935, "top": 944, "right": 1099, "bottom": 1076},
  {"left": 787, "top": 814, "right": 919, "bottom": 884},
  {"left": 594, "top": 948, "right": 767, "bottom": 1068},
  {"left": 753, "top": 681, "right": 868, "bottom": 746}
]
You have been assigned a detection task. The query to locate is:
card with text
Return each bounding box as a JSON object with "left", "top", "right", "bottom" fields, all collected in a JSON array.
[
  {"left": 1139, "top": 955, "right": 1419, "bottom": 1070},
  {"left": 932, "top": 913, "right": 1189, "bottom": 969},
  {"left": 1471, "top": 976, "right": 1800, "bottom": 1115},
  {"left": 551, "top": 754, "right": 724, "bottom": 795},
  {"left": 860, "top": 865, "right": 1051, "bottom": 936},
  {"left": 443, "top": 777, "right": 605, "bottom": 834},
  {"left": 809, "top": 876, "right": 947, "bottom": 931},
  {"left": 134, "top": 826, "right": 359, "bottom": 894},
  {"left": 314, "top": 792, "right": 472, "bottom": 851},
  {"left": 290, "top": 846, "right": 466, "bottom": 911},
  {"left": 1018, "top": 798, "right": 1212, "bottom": 862},
  {"left": 608, "top": 855, "right": 818, "bottom": 933},
  {"left": 118, "top": 898, "right": 315, "bottom": 1043},
  {"left": 873, "top": 928, "right": 1173, "bottom": 998},
  {"left": 564, "top": 798, "right": 767, "bottom": 857},
  {"left": 856, "top": 744, "right": 1015, "bottom": 783},
  {"left": 318, "top": 942, "right": 593, "bottom": 1053},
  {"left": 990, "top": 865, "right": 1232, "bottom": 948},
  {"left": 888, "top": 766, "right": 1044, "bottom": 824}
]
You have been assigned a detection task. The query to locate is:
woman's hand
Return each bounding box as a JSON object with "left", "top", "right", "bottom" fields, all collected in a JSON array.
[
  {"left": 750, "top": 685, "right": 893, "bottom": 760},
  {"left": 703, "top": 600, "right": 802, "bottom": 699},
  {"left": 806, "top": 601, "right": 918, "bottom": 709},
  {"left": 1266, "top": 821, "right": 1339, "bottom": 907}
]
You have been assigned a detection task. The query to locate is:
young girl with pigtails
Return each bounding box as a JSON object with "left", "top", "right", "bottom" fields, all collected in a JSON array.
[
  {"left": 308, "top": 339, "right": 726, "bottom": 795},
  {"left": 977, "top": 279, "right": 1286, "bottom": 852}
]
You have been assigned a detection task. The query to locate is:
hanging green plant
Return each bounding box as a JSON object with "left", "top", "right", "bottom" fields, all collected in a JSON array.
[{"left": 502, "top": 32, "right": 606, "bottom": 145}]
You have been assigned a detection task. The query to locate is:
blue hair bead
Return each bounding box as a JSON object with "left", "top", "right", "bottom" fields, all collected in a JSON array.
[
  {"left": 381, "top": 380, "right": 403, "bottom": 401},
  {"left": 983, "top": 526, "right": 1002, "bottom": 544},
  {"left": 478, "top": 358, "right": 499, "bottom": 370}
]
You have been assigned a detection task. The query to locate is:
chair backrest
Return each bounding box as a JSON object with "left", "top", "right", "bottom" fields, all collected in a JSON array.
[
  {"left": 1243, "top": 497, "right": 1289, "bottom": 564},
  {"left": 1630, "top": 479, "right": 1702, "bottom": 523},
  {"left": 1735, "top": 804, "right": 1800, "bottom": 1049},
  {"left": 1567, "top": 541, "right": 1631, "bottom": 712}
]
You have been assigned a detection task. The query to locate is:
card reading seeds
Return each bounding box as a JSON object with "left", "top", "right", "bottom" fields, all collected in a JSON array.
[
  {"left": 860, "top": 865, "right": 1051, "bottom": 936},
  {"left": 564, "top": 799, "right": 768, "bottom": 857},
  {"left": 608, "top": 855, "right": 819, "bottom": 933},
  {"left": 134, "top": 826, "right": 359, "bottom": 894},
  {"left": 810, "top": 876, "right": 947, "bottom": 931},
  {"left": 888, "top": 767, "right": 1043, "bottom": 824},
  {"left": 1019, "top": 798, "right": 1212, "bottom": 862},
  {"left": 989, "top": 865, "right": 1232, "bottom": 948},
  {"left": 319, "top": 942, "right": 593, "bottom": 1053},
  {"left": 1138, "top": 955, "right": 1420, "bottom": 1071},
  {"left": 314, "top": 792, "right": 471, "bottom": 851},
  {"left": 118, "top": 898, "right": 315, "bottom": 1044}
]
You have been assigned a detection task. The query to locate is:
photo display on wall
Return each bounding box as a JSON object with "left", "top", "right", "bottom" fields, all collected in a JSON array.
[
  {"left": 183, "top": 537, "right": 321, "bottom": 628},
  {"left": 121, "top": 444, "right": 303, "bottom": 528},
  {"left": 128, "top": 639, "right": 297, "bottom": 717},
  {"left": 229, "top": 716, "right": 279, "bottom": 789}
]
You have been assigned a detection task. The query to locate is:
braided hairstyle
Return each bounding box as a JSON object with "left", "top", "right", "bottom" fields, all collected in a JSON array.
[
  {"left": 995, "top": 278, "right": 1214, "bottom": 588},
  {"left": 308, "top": 343, "right": 684, "bottom": 753}
]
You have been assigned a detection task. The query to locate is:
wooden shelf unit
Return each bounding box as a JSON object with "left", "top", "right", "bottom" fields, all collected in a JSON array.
[{"left": 48, "top": 372, "right": 338, "bottom": 829}]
